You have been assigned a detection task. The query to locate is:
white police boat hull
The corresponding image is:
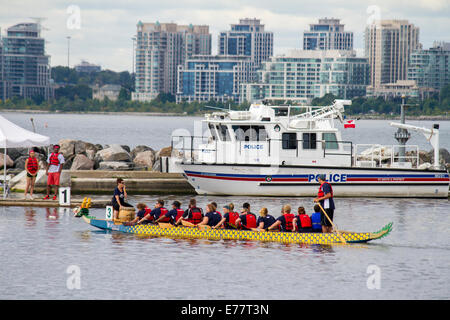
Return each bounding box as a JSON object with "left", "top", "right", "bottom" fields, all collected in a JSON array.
[{"left": 181, "top": 163, "right": 449, "bottom": 198}]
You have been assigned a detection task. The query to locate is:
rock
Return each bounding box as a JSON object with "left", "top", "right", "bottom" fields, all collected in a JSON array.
[
  {"left": 427, "top": 148, "right": 450, "bottom": 166},
  {"left": 58, "top": 139, "right": 77, "bottom": 158},
  {"left": 0, "top": 148, "right": 28, "bottom": 161},
  {"left": 70, "top": 154, "right": 94, "bottom": 170},
  {"left": 155, "top": 146, "right": 180, "bottom": 161},
  {"left": 130, "top": 145, "right": 154, "bottom": 159},
  {"left": 62, "top": 155, "right": 76, "bottom": 170},
  {"left": 84, "top": 142, "right": 99, "bottom": 160},
  {"left": 95, "top": 144, "right": 131, "bottom": 162},
  {"left": 0, "top": 153, "right": 14, "bottom": 168},
  {"left": 74, "top": 140, "right": 87, "bottom": 155},
  {"left": 98, "top": 161, "right": 132, "bottom": 170},
  {"left": 121, "top": 145, "right": 131, "bottom": 153},
  {"left": 133, "top": 150, "right": 155, "bottom": 168}
]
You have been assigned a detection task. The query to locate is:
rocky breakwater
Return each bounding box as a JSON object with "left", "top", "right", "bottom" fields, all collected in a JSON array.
[{"left": 2, "top": 139, "right": 192, "bottom": 195}]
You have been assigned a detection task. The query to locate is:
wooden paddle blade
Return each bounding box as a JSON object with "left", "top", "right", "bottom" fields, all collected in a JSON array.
[
  {"left": 158, "top": 222, "right": 174, "bottom": 229},
  {"left": 181, "top": 220, "right": 195, "bottom": 227},
  {"left": 197, "top": 225, "right": 211, "bottom": 231}
]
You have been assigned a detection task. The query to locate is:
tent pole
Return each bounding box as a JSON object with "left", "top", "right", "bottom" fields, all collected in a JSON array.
[{"left": 3, "top": 148, "right": 6, "bottom": 199}]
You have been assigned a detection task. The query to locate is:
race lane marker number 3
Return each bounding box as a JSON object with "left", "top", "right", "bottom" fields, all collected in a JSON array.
[
  {"left": 106, "top": 206, "right": 113, "bottom": 220},
  {"left": 59, "top": 187, "right": 71, "bottom": 206}
]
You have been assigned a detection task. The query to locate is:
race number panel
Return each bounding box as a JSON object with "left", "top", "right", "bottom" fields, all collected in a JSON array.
[{"left": 59, "top": 187, "right": 71, "bottom": 206}]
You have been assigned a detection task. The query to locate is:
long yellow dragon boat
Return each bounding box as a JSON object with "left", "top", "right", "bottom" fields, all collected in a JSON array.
[{"left": 80, "top": 214, "right": 392, "bottom": 245}]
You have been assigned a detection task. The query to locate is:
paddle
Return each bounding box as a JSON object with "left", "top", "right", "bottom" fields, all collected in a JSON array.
[
  {"left": 158, "top": 222, "right": 174, "bottom": 229},
  {"left": 181, "top": 220, "right": 195, "bottom": 227},
  {"left": 316, "top": 202, "right": 347, "bottom": 244}
]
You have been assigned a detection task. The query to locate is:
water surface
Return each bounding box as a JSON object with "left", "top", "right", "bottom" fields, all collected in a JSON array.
[{"left": 1, "top": 195, "right": 448, "bottom": 299}]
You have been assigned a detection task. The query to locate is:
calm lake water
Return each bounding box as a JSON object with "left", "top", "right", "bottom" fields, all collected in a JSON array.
[
  {"left": 1, "top": 112, "right": 449, "bottom": 151},
  {"left": 1, "top": 112, "right": 449, "bottom": 300},
  {"left": 0, "top": 195, "right": 449, "bottom": 300}
]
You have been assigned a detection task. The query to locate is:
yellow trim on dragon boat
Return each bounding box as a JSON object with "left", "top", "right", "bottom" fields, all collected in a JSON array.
[{"left": 81, "top": 216, "right": 393, "bottom": 245}]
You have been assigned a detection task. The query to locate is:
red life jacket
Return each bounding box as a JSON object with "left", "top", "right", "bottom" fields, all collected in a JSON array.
[
  {"left": 27, "top": 157, "right": 39, "bottom": 174},
  {"left": 227, "top": 212, "right": 240, "bottom": 228},
  {"left": 283, "top": 213, "right": 295, "bottom": 231},
  {"left": 144, "top": 207, "right": 154, "bottom": 221},
  {"left": 49, "top": 152, "right": 60, "bottom": 166},
  {"left": 185, "top": 207, "right": 203, "bottom": 225},
  {"left": 158, "top": 207, "right": 170, "bottom": 222},
  {"left": 241, "top": 213, "right": 257, "bottom": 229},
  {"left": 298, "top": 214, "right": 312, "bottom": 228},
  {"left": 174, "top": 209, "right": 184, "bottom": 223},
  {"left": 318, "top": 182, "right": 333, "bottom": 198}
]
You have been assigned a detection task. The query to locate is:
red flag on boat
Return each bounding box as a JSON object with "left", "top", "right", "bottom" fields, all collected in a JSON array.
[{"left": 344, "top": 120, "right": 356, "bottom": 128}]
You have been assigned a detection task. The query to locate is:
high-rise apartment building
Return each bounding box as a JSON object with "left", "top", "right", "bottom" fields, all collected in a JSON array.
[
  {"left": 0, "top": 22, "right": 53, "bottom": 101},
  {"left": 176, "top": 55, "right": 253, "bottom": 103},
  {"left": 218, "top": 18, "right": 273, "bottom": 69},
  {"left": 132, "top": 21, "right": 211, "bottom": 102},
  {"left": 241, "top": 50, "right": 369, "bottom": 104},
  {"left": 303, "top": 18, "right": 353, "bottom": 51},
  {"left": 365, "top": 20, "right": 420, "bottom": 89},
  {"left": 408, "top": 41, "right": 450, "bottom": 92}
]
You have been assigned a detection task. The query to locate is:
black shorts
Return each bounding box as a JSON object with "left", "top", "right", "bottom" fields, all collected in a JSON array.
[
  {"left": 26, "top": 173, "right": 36, "bottom": 178},
  {"left": 111, "top": 201, "right": 133, "bottom": 211},
  {"left": 320, "top": 208, "right": 334, "bottom": 227}
]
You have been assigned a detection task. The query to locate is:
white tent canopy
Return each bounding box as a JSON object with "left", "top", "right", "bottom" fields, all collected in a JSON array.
[
  {"left": 0, "top": 115, "right": 50, "bottom": 148},
  {"left": 1, "top": 115, "right": 50, "bottom": 198}
]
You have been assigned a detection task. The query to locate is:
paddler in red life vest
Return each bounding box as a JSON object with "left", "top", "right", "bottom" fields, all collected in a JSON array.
[
  {"left": 213, "top": 204, "right": 240, "bottom": 229},
  {"left": 235, "top": 202, "right": 257, "bottom": 230},
  {"left": 314, "top": 174, "right": 335, "bottom": 233},
  {"left": 293, "top": 206, "right": 313, "bottom": 233},
  {"left": 267, "top": 204, "right": 295, "bottom": 232},
  {"left": 24, "top": 150, "right": 39, "bottom": 200},
  {"left": 176, "top": 198, "right": 204, "bottom": 226},
  {"left": 155, "top": 200, "right": 183, "bottom": 225},
  {"left": 44, "top": 144, "right": 65, "bottom": 200},
  {"left": 137, "top": 199, "right": 168, "bottom": 224}
]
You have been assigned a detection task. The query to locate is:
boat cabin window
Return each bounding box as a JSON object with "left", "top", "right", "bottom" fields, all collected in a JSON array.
[
  {"left": 323, "top": 132, "right": 338, "bottom": 150},
  {"left": 218, "top": 124, "right": 232, "bottom": 141},
  {"left": 282, "top": 133, "right": 297, "bottom": 149},
  {"left": 232, "top": 125, "right": 268, "bottom": 141},
  {"left": 302, "top": 133, "right": 317, "bottom": 149},
  {"left": 208, "top": 123, "right": 218, "bottom": 141}
]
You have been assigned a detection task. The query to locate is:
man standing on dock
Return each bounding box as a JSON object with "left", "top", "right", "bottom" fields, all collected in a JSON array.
[
  {"left": 314, "top": 174, "right": 334, "bottom": 233},
  {"left": 43, "top": 145, "right": 65, "bottom": 200}
]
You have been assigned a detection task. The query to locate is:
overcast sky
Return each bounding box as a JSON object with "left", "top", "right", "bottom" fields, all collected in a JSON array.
[{"left": 1, "top": 0, "right": 449, "bottom": 72}]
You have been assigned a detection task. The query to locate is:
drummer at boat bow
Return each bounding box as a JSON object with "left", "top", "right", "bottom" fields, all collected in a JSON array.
[
  {"left": 314, "top": 174, "right": 335, "bottom": 233},
  {"left": 111, "top": 178, "right": 133, "bottom": 220}
]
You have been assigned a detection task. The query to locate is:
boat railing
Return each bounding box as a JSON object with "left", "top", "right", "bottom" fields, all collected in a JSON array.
[
  {"left": 354, "top": 144, "right": 420, "bottom": 168},
  {"left": 171, "top": 135, "right": 216, "bottom": 163}
]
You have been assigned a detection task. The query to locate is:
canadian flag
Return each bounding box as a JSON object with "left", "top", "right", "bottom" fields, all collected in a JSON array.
[{"left": 344, "top": 120, "right": 356, "bottom": 128}]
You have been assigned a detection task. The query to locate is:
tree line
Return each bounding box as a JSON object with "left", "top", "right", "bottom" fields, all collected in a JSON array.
[{"left": 0, "top": 66, "right": 448, "bottom": 116}]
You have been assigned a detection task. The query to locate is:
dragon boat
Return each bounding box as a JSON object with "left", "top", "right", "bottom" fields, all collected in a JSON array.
[{"left": 80, "top": 215, "right": 393, "bottom": 245}]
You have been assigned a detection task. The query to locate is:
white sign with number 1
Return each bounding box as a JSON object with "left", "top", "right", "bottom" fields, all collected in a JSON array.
[{"left": 59, "top": 187, "right": 71, "bottom": 206}]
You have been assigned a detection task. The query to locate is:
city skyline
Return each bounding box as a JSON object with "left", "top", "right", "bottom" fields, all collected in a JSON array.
[{"left": 1, "top": 0, "right": 449, "bottom": 72}]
